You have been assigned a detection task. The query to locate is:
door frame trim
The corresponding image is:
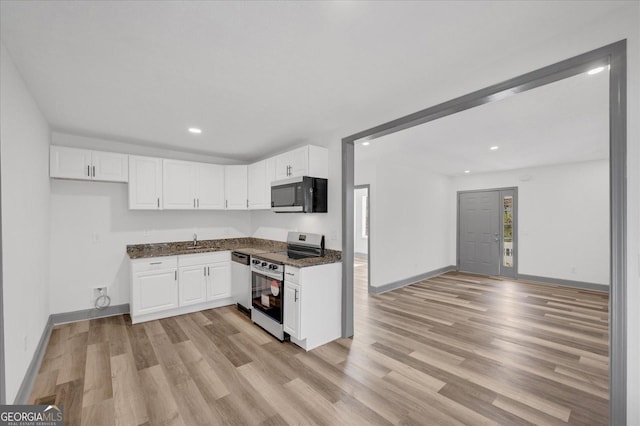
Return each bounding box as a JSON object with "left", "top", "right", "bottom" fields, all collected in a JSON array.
[
  {"left": 456, "top": 187, "right": 518, "bottom": 277},
  {"left": 342, "top": 40, "right": 626, "bottom": 423}
]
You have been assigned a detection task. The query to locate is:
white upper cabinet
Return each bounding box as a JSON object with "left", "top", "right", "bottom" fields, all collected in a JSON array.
[
  {"left": 224, "top": 165, "right": 248, "bottom": 210},
  {"left": 272, "top": 145, "right": 328, "bottom": 180},
  {"left": 196, "top": 163, "right": 225, "bottom": 210},
  {"left": 129, "top": 155, "right": 163, "bottom": 210},
  {"left": 247, "top": 159, "right": 274, "bottom": 210},
  {"left": 50, "top": 146, "right": 128, "bottom": 182},
  {"left": 163, "top": 160, "right": 197, "bottom": 209},
  {"left": 162, "top": 160, "right": 225, "bottom": 210},
  {"left": 92, "top": 151, "right": 129, "bottom": 182}
]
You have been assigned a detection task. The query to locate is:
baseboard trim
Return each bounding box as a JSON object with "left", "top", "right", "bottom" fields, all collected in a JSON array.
[
  {"left": 369, "top": 265, "right": 456, "bottom": 295},
  {"left": 50, "top": 303, "right": 130, "bottom": 325},
  {"left": 516, "top": 274, "right": 609, "bottom": 293},
  {"left": 13, "top": 303, "right": 131, "bottom": 404},
  {"left": 13, "top": 316, "right": 53, "bottom": 404}
]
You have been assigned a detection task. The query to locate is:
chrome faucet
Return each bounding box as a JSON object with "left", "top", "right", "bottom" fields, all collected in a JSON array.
[{"left": 193, "top": 233, "right": 197, "bottom": 247}]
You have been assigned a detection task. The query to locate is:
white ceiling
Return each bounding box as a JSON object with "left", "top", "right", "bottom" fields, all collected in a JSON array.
[
  {"left": 355, "top": 69, "right": 610, "bottom": 176},
  {"left": 0, "top": 1, "right": 630, "bottom": 162}
]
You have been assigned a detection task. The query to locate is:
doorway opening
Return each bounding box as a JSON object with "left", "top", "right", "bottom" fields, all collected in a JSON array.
[
  {"left": 457, "top": 187, "right": 517, "bottom": 278},
  {"left": 342, "top": 40, "right": 626, "bottom": 423},
  {"left": 353, "top": 185, "right": 370, "bottom": 294}
]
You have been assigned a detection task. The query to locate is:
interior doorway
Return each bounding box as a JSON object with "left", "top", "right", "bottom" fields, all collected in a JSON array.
[
  {"left": 458, "top": 187, "right": 517, "bottom": 278},
  {"left": 354, "top": 185, "right": 370, "bottom": 291}
]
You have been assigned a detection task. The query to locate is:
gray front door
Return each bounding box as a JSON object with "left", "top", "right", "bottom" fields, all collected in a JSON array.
[
  {"left": 458, "top": 188, "right": 517, "bottom": 277},
  {"left": 459, "top": 191, "right": 500, "bottom": 276}
]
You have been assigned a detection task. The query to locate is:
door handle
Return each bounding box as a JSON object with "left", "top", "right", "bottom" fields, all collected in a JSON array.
[
  {"left": 204, "top": 267, "right": 206, "bottom": 277},
  {"left": 194, "top": 198, "right": 196, "bottom": 208},
  {"left": 294, "top": 288, "right": 298, "bottom": 302},
  {"left": 225, "top": 200, "right": 228, "bottom": 209},
  {"left": 87, "top": 165, "right": 91, "bottom": 177},
  {"left": 92, "top": 165, "right": 95, "bottom": 177},
  {"left": 197, "top": 198, "right": 200, "bottom": 208},
  {"left": 157, "top": 198, "right": 160, "bottom": 208}
]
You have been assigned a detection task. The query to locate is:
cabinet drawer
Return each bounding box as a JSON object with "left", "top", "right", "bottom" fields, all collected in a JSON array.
[
  {"left": 284, "top": 266, "right": 300, "bottom": 284},
  {"left": 132, "top": 256, "right": 178, "bottom": 273},
  {"left": 178, "top": 251, "right": 230, "bottom": 267}
]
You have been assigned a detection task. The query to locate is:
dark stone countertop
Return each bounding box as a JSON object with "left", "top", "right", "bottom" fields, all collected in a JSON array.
[
  {"left": 126, "top": 237, "right": 341, "bottom": 268},
  {"left": 252, "top": 249, "right": 342, "bottom": 268}
]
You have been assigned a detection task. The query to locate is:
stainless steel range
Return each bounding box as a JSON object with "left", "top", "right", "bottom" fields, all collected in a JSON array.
[{"left": 250, "top": 232, "right": 325, "bottom": 341}]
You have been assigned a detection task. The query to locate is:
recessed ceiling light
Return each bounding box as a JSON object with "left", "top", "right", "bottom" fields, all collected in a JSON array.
[
  {"left": 188, "top": 127, "right": 202, "bottom": 134},
  {"left": 464, "top": 170, "right": 471, "bottom": 174},
  {"left": 362, "top": 141, "right": 370, "bottom": 146},
  {"left": 490, "top": 146, "right": 499, "bottom": 151},
  {"left": 587, "top": 66, "right": 605, "bottom": 75}
]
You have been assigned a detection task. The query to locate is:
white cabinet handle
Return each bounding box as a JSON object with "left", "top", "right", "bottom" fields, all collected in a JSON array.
[
  {"left": 92, "top": 165, "right": 95, "bottom": 177},
  {"left": 150, "top": 262, "right": 162, "bottom": 265},
  {"left": 285, "top": 272, "right": 295, "bottom": 276},
  {"left": 87, "top": 165, "right": 91, "bottom": 177},
  {"left": 197, "top": 198, "right": 200, "bottom": 208},
  {"left": 157, "top": 198, "right": 160, "bottom": 208},
  {"left": 225, "top": 200, "right": 228, "bottom": 208},
  {"left": 174, "top": 270, "right": 177, "bottom": 281},
  {"left": 294, "top": 288, "right": 298, "bottom": 302}
]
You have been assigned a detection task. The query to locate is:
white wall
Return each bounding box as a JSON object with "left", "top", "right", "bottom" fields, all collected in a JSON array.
[
  {"left": 0, "top": 45, "right": 51, "bottom": 403},
  {"left": 355, "top": 159, "right": 452, "bottom": 288},
  {"left": 354, "top": 187, "right": 368, "bottom": 255},
  {"left": 452, "top": 160, "right": 609, "bottom": 285},
  {"left": 49, "top": 181, "right": 250, "bottom": 315}
]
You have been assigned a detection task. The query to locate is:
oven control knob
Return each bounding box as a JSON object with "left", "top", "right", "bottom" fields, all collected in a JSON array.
[
  {"left": 261, "top": 262, "right": 267, "bottom": 267},
  {"left": 269, "top": 264, "right": 277, "bottom": 270}
]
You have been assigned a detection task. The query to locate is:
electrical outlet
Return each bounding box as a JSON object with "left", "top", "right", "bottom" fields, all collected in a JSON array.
[{"left": 92, "top": 287, "right": 107, "bottom": 303}]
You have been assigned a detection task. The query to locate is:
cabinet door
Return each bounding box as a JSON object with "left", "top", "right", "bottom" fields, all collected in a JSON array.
[
  {"left": 274, "top": 152, "right": 292, "bottom": 180},
  {"left": 92, "top": 151, "right": 129, "bottom": 182},
  {"left": 207, "top": 262, "right": 231, "bottom": 301},
  {"left": 283, "top": 282, "right": 301, "bottom": 338},
  {"left": 133, "top": 269, "right": 178, "bottom": 315},
  {"left": 196, "top": 163, "right": 225, "bottom": 209},
  {"left": 129, "top": 156, "right": 163, "bottom": 210},
  {"left": 288, "top": 146, "right": 309, "bottom": 178},
  {"left": 163, "top": 160, "right": 196, "bottom": 209},
  {"left": 224, "top": 165, "right": 248, "bottom": 210},
  {"left": 179, "top": 264, "right": 208, "bottom": 306},
  {"left": 247, "top": 160, "right": 267, "bottom": 209},
  {"left": 50, "top": 146, "right": 92, "bottom": 180}
]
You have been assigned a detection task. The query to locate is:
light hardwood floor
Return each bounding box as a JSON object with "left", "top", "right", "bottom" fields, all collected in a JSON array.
[{"left": 30, "top": 260, "right": 609, "bottom": 425}]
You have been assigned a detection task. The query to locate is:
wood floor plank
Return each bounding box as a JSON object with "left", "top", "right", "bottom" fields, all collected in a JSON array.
[
  {"left": 138, "top": 365, "right": 186, "bottom": 426},
  {"left": 27, "top": 263, "right": 608, "bottom": 424},
  {"left": 111, "top": 353, "right": 149, "bottom": 426},
  {"left": 82, "top": 341, "right": 113, "bottom": 407}
]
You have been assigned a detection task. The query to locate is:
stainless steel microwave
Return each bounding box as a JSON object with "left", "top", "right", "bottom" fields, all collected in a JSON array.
[{"left": 271, "top": 176, "right": 328, "bottom": 213}]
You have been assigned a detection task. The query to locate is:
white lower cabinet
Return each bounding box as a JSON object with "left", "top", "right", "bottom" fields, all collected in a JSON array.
[
  {"left": 283, "top": 263, "right": 342, "bottom": 351},
  {"left": 131, "top": 251, "right": 232, "bottom": 323},
  {"left": 131, "top": 256, "right": 179, "bottom": 316},
  {"left": 179, "top": 264, "right": 208, "bottom": 306},
  {"left": 283, "top": 281, "right": 301, "bottom": 338},
  {"left": 207, "top": 261, "right": 231, "bottom": 301}
]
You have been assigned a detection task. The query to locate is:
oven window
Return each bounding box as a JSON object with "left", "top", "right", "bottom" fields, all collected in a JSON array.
[
  {"left": 271, "top": 184, "right": 298, "bottom": 207},
  {"left": 252, "top": 272, "right": 283, "bottom": 323}
]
